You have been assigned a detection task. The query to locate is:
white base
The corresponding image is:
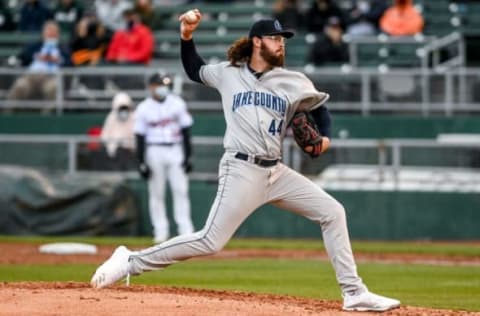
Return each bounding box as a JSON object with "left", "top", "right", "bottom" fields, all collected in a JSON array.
[{"left": 38, "top": 242, "right": 98, "bottom": 255}]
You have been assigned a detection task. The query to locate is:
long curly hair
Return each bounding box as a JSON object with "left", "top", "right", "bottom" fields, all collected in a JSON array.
[{"left": 227, "top": 37, "right": 253, "bottom": 67}]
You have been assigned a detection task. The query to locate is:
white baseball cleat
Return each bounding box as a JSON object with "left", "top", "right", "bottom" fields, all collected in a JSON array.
[
  {"left": 343, "top": 290, "right": 400, "bottom": 312},
  {"left": 90, "top": 245, "right": 132, "bottom": 288}
]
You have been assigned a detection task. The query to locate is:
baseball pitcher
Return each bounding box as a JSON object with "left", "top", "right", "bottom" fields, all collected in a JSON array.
[{"left": 91, "top": 10, "right": 400, "bottom": 312}]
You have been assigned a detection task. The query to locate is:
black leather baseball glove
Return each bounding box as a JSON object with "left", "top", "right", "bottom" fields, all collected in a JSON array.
[{"left": 290, "top": 111, "right": 323, "bottom": 158}]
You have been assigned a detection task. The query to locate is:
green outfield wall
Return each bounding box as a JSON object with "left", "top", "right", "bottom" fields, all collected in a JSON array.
[
  {"left": 127, "top": 180, "right": 480, "bottom": 240},
  {"left": 2, "top": 113, "right": 480, "bottom": 138},
  {"left": 1, "top": 113, "right": 479, "bottom": 239}
]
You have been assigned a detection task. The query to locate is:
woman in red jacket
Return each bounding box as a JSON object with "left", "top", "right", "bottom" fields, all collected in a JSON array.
[{"left": 105, "top": 8, "right": 154, "bottom": 64}]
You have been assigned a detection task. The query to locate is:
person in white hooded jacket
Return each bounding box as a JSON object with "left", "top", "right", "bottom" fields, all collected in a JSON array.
[{"left": 100, "top": 91, "right": 136, "bottom": 170}]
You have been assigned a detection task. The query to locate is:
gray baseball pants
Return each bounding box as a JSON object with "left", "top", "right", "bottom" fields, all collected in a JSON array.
[{"left": 128, "top": 151, "right": 366, "bottom": 294}]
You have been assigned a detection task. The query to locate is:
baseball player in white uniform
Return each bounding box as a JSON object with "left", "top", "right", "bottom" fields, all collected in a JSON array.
[
  {"left": 91, "top": 10, "right": 400, "bottom": 312},
  {"left": 134, "top": 72, "right": 194, "bottom": 243}
]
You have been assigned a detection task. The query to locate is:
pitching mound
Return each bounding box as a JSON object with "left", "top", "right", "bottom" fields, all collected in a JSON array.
[{"left": 1, "top": 282, "right": 477, "bottom": 316}]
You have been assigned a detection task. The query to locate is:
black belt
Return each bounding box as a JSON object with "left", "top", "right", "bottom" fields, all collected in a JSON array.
[
  {"left": 147, "top": 143, "right": 175, "bottom": 146},
  {"left": 234, "top": 152, "right": 279, "bottom": 167}
]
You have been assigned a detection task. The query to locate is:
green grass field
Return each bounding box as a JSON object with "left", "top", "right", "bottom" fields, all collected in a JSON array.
[{"left": 1, "top": 236, "right": 479, "bottom": 312}]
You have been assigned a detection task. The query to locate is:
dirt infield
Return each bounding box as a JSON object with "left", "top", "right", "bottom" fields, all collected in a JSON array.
[{"left": 1, "top": 242, "right": 479, "bottom": 316}]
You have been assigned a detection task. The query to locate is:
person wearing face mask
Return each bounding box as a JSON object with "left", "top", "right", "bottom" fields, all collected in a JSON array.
[
  {"left": 100, "top": 92, "right": 136, "bottom": 170},
  {"left": 133, "top": 72, "right": 195, "bottom": 244},
  {"left": 105, "top": 8, "right": 154, "bottom": 65},
  {"left": 7, "top": 20, "right": 72, "bottom": 105}
]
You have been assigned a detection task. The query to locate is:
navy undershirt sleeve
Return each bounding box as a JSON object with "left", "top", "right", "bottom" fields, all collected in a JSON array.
[
  {"left": 180, "top": 38, "right": 206, "bottom": 84},
  {"left": 311, "top": 105, "right": 332, "bottom": 138}
]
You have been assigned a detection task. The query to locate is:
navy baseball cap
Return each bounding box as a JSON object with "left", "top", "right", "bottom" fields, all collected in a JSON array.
[
  {"left": 148, "top": 72, "right": 172, "bottom": 86},
  {"left": 248, "top": 19, "right": 294, "bottom": 39}
]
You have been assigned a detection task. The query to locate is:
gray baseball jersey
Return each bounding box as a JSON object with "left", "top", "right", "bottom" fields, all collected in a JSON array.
[{"left": 200, "top": 62, "right": 329, "bottom": 158}]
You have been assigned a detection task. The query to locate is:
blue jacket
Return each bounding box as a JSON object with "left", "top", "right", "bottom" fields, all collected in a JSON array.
[{"left": 18, "top": 40, "right": 72, "bottom": 68}]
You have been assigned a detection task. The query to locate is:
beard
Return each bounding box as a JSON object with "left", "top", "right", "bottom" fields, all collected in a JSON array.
[{"left": 260, "top": 42, "right": 285, "bottom": 67}]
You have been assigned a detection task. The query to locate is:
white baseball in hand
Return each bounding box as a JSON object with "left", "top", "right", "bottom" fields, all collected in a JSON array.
[{"left": 184, "top": 10, "right": 198, "bottom": 24}]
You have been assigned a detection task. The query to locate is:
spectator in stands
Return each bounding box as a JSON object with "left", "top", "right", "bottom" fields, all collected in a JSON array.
[
  {"left": 7, "top": 21, "right": 71, "bottom": 102},
  {"left": 134, "top": 0, "right": 153, "bottom": 27},
  {"left": 95, "top": 0, "right": 132, "bottom": 33},
  {"left": 134, "top": 0, "right": 166, "bottom": 30},
  {"left": 379, "top": 0, "right": 424, "bottom": 36},
  {"left": 0, "top": 1, "right": 16, "bottom": 31},
  {"left": 18, "top": 0, "right": 52, "bottom": 32},
  {"left": 52, "top": 0, "right": 84, "bottom": 35},
  {"left": 272, "top": 0, "right": 303, "bottom": 31},
  {"left": 308, "top": 16, "right": 349, "bottom": 66},
  {"left": 70, "top": 14, "right": 108, "bottom": 66},
  {"left": 305, "top": 0, "right": 346, "bottom": 33},
  {"left": 345, "top": 0, "right": 388, "bottom": 36},
  {"left": 105, "top": 8, "right": 154, "bottom": 65},
  {"left": 100, "top": 91, "right": 136, "bottom": 170}
]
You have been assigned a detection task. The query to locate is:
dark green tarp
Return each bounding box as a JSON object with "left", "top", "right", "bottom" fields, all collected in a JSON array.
[{"left": 0, "top": 166, "right": 139, "bottom": 235}]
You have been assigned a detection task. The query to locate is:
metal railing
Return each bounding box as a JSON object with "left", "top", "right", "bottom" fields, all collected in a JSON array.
[
  {"left": 1, "top": 65, "right": 479, "bottom": 116},
  {"left": 305, "top": 67, "right": 480, "bottom": 116},
  {"left": 345, "top": 33, "right": 436, "bottom": 68},
  {"left": 419, "top": 32, "right": 465, "bottom": 69},
  {"left": 0, "top": 134, "right": 221, "bottom": 180},
  {"left": 328, "top": 138, "right": 480, "bottom": 187},
  {"left": 1, "top": 134, "right": 479, "bottom": 184},
  {"left": 345, "top": 32, "right": 465, "bottom": 69}
]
